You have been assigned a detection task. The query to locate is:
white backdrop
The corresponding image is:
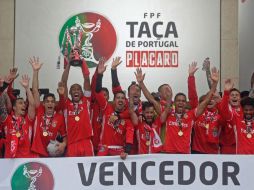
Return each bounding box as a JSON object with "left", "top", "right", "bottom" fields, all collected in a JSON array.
[
  {"left": 15, "top": 0, "right": 220, "bottom": 100},
  {"left": 239, "top": 0, "right": 254, "bottom": 91}
]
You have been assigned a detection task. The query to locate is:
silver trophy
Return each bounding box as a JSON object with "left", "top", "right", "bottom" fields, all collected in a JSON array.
[
  {"left": 69, "top": 25, "right": 83, "bottom": 67},
  {"left": 23, "top": 166, "right": 42, "bottom": 190},
  {"left": 69, "top": 16, "right": 101, "bottom": 65}
]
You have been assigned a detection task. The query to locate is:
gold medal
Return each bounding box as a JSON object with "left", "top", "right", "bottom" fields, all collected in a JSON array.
[
  {"left": 43, "top": 131, "right": 48, "bottom": 137},
  {"left": 75, "top": 116, "right": 80, "bottom": 121},
  {"left": 146, "top": 141, "right": 150, "bottom": 146},
  {"left": 247, "top": 133, "right": 252, "bottom": 139},
  {"left": 205, "top": 124, "right": 209, "bottom": 129},
  {"left": 178, "top": 130, "right": 183, "bottom": 137},
  {"left": 16, "top": 132, "right": 21, "bottom": 138}
]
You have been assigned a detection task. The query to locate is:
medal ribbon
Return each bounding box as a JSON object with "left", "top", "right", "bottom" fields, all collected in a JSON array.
[
  {"left": 43, "top": 113, "right": 54, "bottom": 135},
  {"left": 144, "top": 124, "right": 152, "bottom": 143},
  {"left": 113, "top": 112, "right": 121, "bottom": 130},
  {"left": 175, "top": 113, "right": 184, "bottom": 132},
  {"left": 245, "top": 119, "right": 253, "bottom": 134},
  {"left": 144, "top": 123, "right": 162, "bottom": 152},
  {"left": 73, "top": 103, "right": 80, "bottom": 116},
  {"left": 10, "top": 116, "right": 24, "bottom": 157}
]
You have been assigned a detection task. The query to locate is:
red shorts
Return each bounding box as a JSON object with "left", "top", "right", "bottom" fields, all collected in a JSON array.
[
  {"left": 220, "top": 144, "right": 236, "bottom": 154},
  {"left": 97, "top": 145, "right": 124, "bottom": 156},
  {"left": 66, "top": 139, "right": 94, "bottom": 157}
]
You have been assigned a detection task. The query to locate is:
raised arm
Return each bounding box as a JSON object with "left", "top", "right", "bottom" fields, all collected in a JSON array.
[
  {"left": 20, "top": 75, "right": 35, "bottom": 120},
  {"left": 56, "top": 81, "right": 66, "bottom": 111},
  {"left": 135, "top": 68, "right": 161, "bottom": 114},
  {"left": 81, "top": 59, "right": 91, "bottom": 93},
  {"left": 61, "top": 55, "right": 71, "bottom": 99},
  {"left": 128, "top": 86, "right": 139, "bottom": 126},
  {"left": 220, "top": 79, "right": 235, "bottom": 122},
  {"left": 160, "top": 95, "right": 173, "bottom": 123},
  {"left": 29, "top": 56, "right": 43, "bottom": 108},
  {"left": 111, "top": 56, "right": 123, "bottom": 93},
  {"left": 188, "top": 61, "right": 199, "bottom": 108},
  {"left": 195, "top": 67, "right": 219, "bottom": 117},
  {"left": 0, "top": 68, "right": 18, "bottom": 94},
  {"left": 95, "top": 58, "right": 107, "bottom": 109}
]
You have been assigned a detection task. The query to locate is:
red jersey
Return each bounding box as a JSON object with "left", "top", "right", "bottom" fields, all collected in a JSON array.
[
  {"left": 233, "top": 118, "right": 254, "bottom": 154},
  {"left": 220, "top": 90, "right": 254, "bottom": 154},
  {"left": 95, "top": 91, "right": 134, "bottom": 148},
  {"left": 192, "top": 108, "right": 222, "bottom": 154},
  {"left": 3, "top": 114, "right": 34, "bottom": 158},
  {"left": 219, "top": 91, "right": 243, "bottom": 154},
  {"left": 163, "top": 109, "right": 196, "bottom": 154},
  {"left": 31, "top": 105, "right": 66, "bottom": 157},
  {"left": 188, "top": 75, "right": 198, "bottom": 109},
  {"left": 136, "top": 117, "right": 162, "bottom": 154},
  {"left": 90, "top": 101, "right": 103, "bottom": 151},
  {"left": 63, "top": 97, "right": 93, "bottom": 145},
  {"left": 90, "top": 70, "right": 103, "bottom": 152}
]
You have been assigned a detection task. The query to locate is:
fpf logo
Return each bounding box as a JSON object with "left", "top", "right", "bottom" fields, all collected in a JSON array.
[
  {"left": 11, "top": 162, "right": 54, "bottom": 190},
  {"left": 59, "top": 12, "right": 117, "bottom": 68}
]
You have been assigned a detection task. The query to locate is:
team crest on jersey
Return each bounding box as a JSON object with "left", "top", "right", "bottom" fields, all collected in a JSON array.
[
  {"left": 52, "top": 121, "right": 57, "bottom": 128},
  {"left": 120, "top": 120, "right": 125, "bottom": 125}
]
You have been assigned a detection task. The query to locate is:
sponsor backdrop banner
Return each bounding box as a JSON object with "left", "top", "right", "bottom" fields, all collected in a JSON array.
[
  {"left": 15, "top": 0, "right": 220, "bottom": 99},
  {"left": 0, "top": 154, "right": 252, "bottom": 190}
]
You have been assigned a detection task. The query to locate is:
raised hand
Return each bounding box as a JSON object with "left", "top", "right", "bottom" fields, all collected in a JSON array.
[
  {"left": 57, "top": 81, "right": 65, "bottom": 95},
  {"left": 210, "top": 67, "right": 219, "bottom": 83},
  {"left": 224, "top": 79, "right": 234, "bottom": 91},
  {"left": 20, "top": 74, "right": 30, "bottom": 89},
  {"left": 5, "top": 68, "right": 18, "bottom": 83},
  {"left": 111, "top": 56, "right": 122, "bottom": 70},
  {"left": 29, "top": 56, "right": 43, "bottom": 71},
  {"left": 97, "top": 57, "right": 107, "bottom": 74},
  {"left": 135, "top": 68, "right": 145, "bottom": 83},
  {"left": 188, "top": 61, "right": 199, "bottom": 76}
]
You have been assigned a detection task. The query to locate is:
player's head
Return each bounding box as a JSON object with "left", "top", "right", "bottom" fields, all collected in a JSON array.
[
  {"left": 142, "top": 101, "right": 155, "bottom": 124},
  {"left": 69, "top": 83, "right": 83, "bottom": 103}
]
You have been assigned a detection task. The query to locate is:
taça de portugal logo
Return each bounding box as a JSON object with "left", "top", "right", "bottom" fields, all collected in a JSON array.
[
  {"left": 11, "top": 162, "right": 54, "bottom": 190},
  {"left": 59, "top": 12, "right": 117, "bottom": 68}
]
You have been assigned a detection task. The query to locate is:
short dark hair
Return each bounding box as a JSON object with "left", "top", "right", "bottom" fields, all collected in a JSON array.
[
  {"left": 199, "top": 94, "right": 206, "bottom": 103},
  {"left": 128, "top": 81, "right": 140, "bottom": 93},
  {"left": 230, "top": 88, "right": 240, "bottom": 94},
  {"left": 151, "top": 92, "right": 160, "bottom": 101},
  {"left": 241, "top": 97, "right": 254, "bottom": 107},
  {"left": 43, "top": 93, "right": 55, "bottom": 101},
  {"left": 158, "top": 84, "right": 169, "bottom": 93},
  {"left": 101, "top": 87, "right": 109, "bottom": 95},
  {"left": 240, "top": 90, "right": 250, "bottom": 99},
  {"left": 174, "top": 92, "right": 186, "bottom": 102},
  {"left": 12, "top": 98, "right": 24, "bottom": 107},
  {"left": 113, "top": 91, "right": 126, "bottom": 100},
  {"left": 142, "top": 101, "right": 154, "bottom": 111}
]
